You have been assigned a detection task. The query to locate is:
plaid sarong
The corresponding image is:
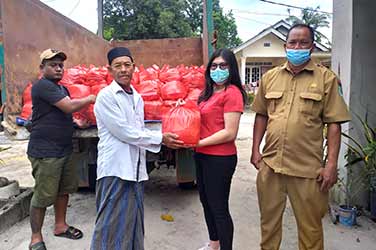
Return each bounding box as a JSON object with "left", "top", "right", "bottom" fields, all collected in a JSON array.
[{"left": 91, "top": 177, "right": 145, "bottom": 250}]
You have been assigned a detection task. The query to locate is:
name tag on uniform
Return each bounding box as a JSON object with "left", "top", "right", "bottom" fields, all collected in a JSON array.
[{"left": 309, "top": 83, "right": 317, "bottom": 89}]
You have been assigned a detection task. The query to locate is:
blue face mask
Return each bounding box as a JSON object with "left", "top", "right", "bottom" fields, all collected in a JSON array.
[
  {"left": 286, "top": 49, "right": 311, "bottom": 66},
  {"left": 210, "top": 68, "right": 229, "bottom": 85}
]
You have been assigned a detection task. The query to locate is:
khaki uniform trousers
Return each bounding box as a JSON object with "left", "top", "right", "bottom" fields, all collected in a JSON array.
[{"left": 256, "top": 161, "right": 328, "bottom": 250}]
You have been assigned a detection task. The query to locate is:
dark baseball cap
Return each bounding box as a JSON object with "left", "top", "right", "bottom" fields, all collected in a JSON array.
[{"left": 107, "top": 47, "right": 134, "bottom": 65}]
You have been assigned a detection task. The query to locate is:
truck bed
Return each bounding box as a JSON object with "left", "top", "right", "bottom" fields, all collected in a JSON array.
[{"left": 73, "top": 121, "right": 162, "bottom": 138}]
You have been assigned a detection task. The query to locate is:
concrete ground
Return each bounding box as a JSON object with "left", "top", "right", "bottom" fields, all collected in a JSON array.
[{"left": 1, "top": 111, "right": 376, "bottom": 250}]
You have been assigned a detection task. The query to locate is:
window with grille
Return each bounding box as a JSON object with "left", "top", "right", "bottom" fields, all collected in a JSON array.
[
  {"left": 251, "top": 67, "right": 260, "bottom": 83},
  {"left": 245, "top": 67, "right": 251, "bottom": 84}
]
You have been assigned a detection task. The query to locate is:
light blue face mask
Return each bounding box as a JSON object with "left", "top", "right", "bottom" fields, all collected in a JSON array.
[
  {"left": 210, "top": 68, "right": 229, "bottom": 85},
  {"left": 286, "top": 49, "right": 311, "bottom": 66}
]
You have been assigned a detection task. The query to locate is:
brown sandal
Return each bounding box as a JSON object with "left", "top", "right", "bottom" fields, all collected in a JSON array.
[
  {"left": 54, "top": 226, "right": 83, "bottom": 240},
  {"left": 29, "top": 241, "right": 46, "bottom": 250}
]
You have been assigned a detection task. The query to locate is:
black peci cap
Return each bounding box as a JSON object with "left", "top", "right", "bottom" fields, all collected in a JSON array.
[{"left": 107, "top": 47, "right": 133, "bottom": 65}]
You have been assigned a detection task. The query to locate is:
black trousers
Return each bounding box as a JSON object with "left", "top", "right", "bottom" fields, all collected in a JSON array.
[{"left": 194, "top": 153, "right": 237, "bottom": 250}]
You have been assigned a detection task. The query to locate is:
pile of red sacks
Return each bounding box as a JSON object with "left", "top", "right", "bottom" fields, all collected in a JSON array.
[{"left": 20, "top": 64, "right": 204, "bottom": 145}]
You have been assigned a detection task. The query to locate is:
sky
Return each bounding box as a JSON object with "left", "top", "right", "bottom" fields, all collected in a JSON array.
[{"left": 39, "top": 0, "right": 333, "bottom": 44}]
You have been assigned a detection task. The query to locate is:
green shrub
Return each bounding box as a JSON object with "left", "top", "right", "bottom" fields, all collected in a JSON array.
[{"left": 247, "top": 92, "right": 255, "bottom": 105}]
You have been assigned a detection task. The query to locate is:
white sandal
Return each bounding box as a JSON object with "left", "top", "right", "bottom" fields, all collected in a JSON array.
[{"left": 197, "top": 243, "right": 220, "bottom": 250}]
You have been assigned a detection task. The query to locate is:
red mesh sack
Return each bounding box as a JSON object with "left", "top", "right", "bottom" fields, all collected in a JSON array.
[
  {"left": 106, "top": 71, "right": 114, "bottom": 84},
  {"left": 60, "top": 66, "right": 88, "bottom": 85},
  {"left": 185, "top": 88, "right": 202, "bottom": 103},
  {"left": 135, "top": 80, "right": 161, "bottom": 101},
  {"left": 131, "top": 69, "right": 140, "bottom": 85},
  {"left": 23, "top": 82, "right": 32, "bottom": 104},
  {"left": 66, "top": 84, "right": 91, "bottom": 123},
  {"left": 159, "top": 67, "right": 181, "bottom": 83},
  {"left": 91, "top": 84, "right": 108, "bottom": 96},
  {"left": 160, "top": 80, "right": 187, "bottom": 100},
  {"left": 139, "top": 65, "right": 159, "bottom": 82},
  {"left": 87, "top": 104, "right": 96, "bottom": 125},
  {"left": 66, "top": 84, "right": 91, "bottom": 99},
  {"left": 161, "top": 100, "right": 178, "bottom": 121},
  {"left": 162, "top": 100, "right": 200, "bottom": 146},
  {"left": 85, "top": 66, "right": 108, "bottom": 86},
  {"left": 144, "top": 99, "right": 163, "bottom": 120},
  {"left": 20, "top": 102, "right": 32, "bottom": 119},
  {"left": 181, "top": 71, "right": 192, "bottom": 85},
  {"left": 190, "top": 70, "right": 205, "bottom": 89}
]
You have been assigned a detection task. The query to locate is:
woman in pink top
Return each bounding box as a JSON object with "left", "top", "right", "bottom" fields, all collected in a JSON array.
[{"left": 195, "top": 48, "right": 247, "bottom": 250}]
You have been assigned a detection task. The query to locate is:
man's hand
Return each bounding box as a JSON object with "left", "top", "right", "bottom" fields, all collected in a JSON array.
[
  {"left": 162, "top": 133, "right": 184, "bottom": 149},
  {"left": 88, "top": 94, "right": 96, "bottom": 104},
  {"left": 250, "top": 150, "right": 262, "bottom": 170},
  {"left": 317, "top": 163, "right": 338, "bottom": 192},
  {"left": 73, "top": 118, "right": 91, "bottom": 129}
]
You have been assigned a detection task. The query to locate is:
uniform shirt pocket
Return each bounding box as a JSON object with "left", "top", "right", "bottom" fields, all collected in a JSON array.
[
  {"left": 265, "top": 91, "right": 284, "bottom": 115},
  {"left": 299, "top": 92, "right": 323, "bottom": 116}
]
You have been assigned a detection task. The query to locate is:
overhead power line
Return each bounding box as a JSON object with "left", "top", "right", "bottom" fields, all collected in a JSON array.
[
  {"left": 233, "top": 15, "right": 273, "bottom": 26},
  {"left": 260, "top": 0, "right": 333, "bottom": 15},
  {"left": 229, "top": 9, "right": 289, "bottom": 17},
  {"left": 68, "top": 0, "right": 81, "bottom": 16}
]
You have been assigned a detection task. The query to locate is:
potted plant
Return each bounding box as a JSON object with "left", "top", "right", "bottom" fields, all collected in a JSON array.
[
  {"left": 325, "top": 127, "right": 360, "bottom": 226},
  {"left": 341, "top": 114, "right": 376, "bottom": 221},
  {"left": 333, "top": 157, "right": 366, "bottom": 226}
]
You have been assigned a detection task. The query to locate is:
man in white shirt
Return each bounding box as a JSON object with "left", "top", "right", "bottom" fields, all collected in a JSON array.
[{"left": 90, "top": 47, "right": 183, "bottom": 250}]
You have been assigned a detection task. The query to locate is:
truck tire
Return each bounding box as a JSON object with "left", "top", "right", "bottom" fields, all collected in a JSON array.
[
  {"left": 88, "top": 163, "right": 97, "bottom": 191},
  {"left": 178, "top": 181, "right": 196, "bottom": 190},
  {"left": 146, "top": 161, "right": 157, "bottom": 174}
]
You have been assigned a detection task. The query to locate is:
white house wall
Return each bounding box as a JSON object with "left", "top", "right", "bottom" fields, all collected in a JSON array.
[
  {"left": 241, "top": 33, "right": 286, "bottom": 58},
  {"left": 332, "top": 0, "right": 353, "bottom": 205}
]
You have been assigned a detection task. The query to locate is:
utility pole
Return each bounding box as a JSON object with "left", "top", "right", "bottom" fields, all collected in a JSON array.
[
  {"left": 97, "top": 0, "right": 103, "bottom": 38},
  {"left": 202, "top": 0, "right": 214, "bottom": 65}
]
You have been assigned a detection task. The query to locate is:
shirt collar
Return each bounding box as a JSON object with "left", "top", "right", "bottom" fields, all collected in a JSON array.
[
  {"left": 109, "top": 80, "right": 134, "bottom": 94},
  {"left": 282, "top": 59, "right": 315, "bottom": 74}
]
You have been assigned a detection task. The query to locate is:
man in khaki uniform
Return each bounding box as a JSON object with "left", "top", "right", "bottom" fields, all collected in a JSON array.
[{"left": 250, "top": 24, "right": 351, "bottom": 250}]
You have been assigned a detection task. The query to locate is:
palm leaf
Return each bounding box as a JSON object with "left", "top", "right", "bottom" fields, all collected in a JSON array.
[
  {"left": 354, "top": 113, "right": 374, "bottom": 143},
  {"left": 342, "top": 133, "right": 366, "bottom": 156},
  {"left": 345, "top": 157, "right": 364, "bottom": 167}
]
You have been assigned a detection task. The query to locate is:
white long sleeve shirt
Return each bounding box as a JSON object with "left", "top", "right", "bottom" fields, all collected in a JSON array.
[{"left": 94, "top": 81, "right": 163, "bottom": 182}]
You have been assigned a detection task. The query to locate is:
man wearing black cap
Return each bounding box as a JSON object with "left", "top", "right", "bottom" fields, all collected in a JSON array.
[
  {"left": 28, "top": 49, "right": 96, "bottom": 250},
  {"left": 90, "top": 47, "right": 183, "bottom": 250}
]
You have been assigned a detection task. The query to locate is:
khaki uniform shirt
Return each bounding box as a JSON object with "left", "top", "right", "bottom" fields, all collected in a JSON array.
[{"left": 252, "top": 60, "right": 351, "bottom": 178}]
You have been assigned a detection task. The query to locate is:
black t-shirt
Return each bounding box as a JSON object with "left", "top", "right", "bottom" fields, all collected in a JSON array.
[{"left": 27, "top": 78, "right": 74, "bottom": 158}]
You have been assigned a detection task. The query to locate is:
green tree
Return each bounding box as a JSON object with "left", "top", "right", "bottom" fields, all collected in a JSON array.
[
  {"left": 103, "top": 0, "right": 193, "bottom": 40},
  {"left": 104, "top": 0, "right": 242, "bottom": 48},
  {"left": 184, "top": 0, "right": 203, "bottom": 35},
  {"left": 213, "top": 9, "right": 242, "bottom": 49},
  {"left": 184, "top": 0, "right": 242, "bottom": 48},
  {"left": 286, "top": 6, "right": 331, "bottom": 46}
]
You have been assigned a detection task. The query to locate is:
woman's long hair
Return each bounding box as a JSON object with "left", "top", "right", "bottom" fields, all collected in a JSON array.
[{"left": 198, "top": 48, "right": 247, "bottom": 105}]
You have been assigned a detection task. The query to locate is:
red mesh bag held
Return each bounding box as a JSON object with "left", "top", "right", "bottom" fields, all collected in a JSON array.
[
  {"left": 162, "top": 100, "right": 200, "bottom": 146},
  {"left": 66, "top": 84, "right": 91, "bottom": 124}
]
